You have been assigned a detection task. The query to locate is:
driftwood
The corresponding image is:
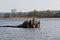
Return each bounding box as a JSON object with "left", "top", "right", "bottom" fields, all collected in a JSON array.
[{"left": 0, "top": 19, "right": 40, "bottom": 28}]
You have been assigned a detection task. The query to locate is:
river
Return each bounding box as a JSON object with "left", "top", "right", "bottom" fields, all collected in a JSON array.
[{"left": 0, "top": 18, "right": 60, "bottom": 40}]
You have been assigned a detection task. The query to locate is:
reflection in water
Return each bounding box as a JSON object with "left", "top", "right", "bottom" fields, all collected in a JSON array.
[{"left": 0, "top": 18, "right": 60, "bottom": 40}]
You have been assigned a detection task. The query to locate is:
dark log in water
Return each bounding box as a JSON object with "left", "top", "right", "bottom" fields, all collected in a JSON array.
[{"left": 0, "top": 20, "right": 40, "bottom": 28}]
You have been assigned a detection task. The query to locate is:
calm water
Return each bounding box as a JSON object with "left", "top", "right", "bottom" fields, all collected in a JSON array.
[{"left": 0, "top": 18, "right": 60, "bottom": 40}]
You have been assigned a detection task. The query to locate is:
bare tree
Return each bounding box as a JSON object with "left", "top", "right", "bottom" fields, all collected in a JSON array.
[
  {"left": 5, "top": 13, "right": 10, "bottom": 18},
  {"left": 11, "top": 9, "right": 16, "bottom": 17}
]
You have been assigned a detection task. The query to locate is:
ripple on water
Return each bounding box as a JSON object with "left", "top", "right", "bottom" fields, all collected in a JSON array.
[{"left": 0, "top": 18, "right": 60, "bottom": 40}]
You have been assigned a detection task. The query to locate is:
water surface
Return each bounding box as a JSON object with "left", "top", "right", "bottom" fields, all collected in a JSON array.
[{"left": 0, "top": 18, "right": 60, "bottom": 40}]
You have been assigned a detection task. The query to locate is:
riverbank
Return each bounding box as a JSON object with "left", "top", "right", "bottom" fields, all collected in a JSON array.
[
  {"left": 0, "top": 16, "right": 60, "bottom": 18},
  {"left": 0, "top": 16, "right": 37, "bottom": 18}
]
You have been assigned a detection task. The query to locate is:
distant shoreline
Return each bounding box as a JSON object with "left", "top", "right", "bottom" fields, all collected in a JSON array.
[
  {"left": 0, "top": 16, "right": 60, "bottom": 18},
  {"left": 0, "top": 16, "right": 37, "bottom": 18}
]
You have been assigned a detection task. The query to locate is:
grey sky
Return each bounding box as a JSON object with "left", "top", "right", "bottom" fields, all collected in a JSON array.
[{"left": 0, "top": 0, "right": 60, "bottom": 12}]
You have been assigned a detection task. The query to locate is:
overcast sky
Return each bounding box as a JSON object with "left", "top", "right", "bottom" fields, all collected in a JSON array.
[{"left": 0, "top": 0, "right": 60, "bottom": 12}]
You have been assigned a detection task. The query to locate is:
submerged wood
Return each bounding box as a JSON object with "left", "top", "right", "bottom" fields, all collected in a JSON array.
[{"left": 0, "top": 19, "right": 40, "bottom": 28}]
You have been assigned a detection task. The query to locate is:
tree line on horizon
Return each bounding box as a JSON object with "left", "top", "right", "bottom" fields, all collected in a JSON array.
[{"left": 4, "top": 9, "right": 60, "bottom": 18}]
